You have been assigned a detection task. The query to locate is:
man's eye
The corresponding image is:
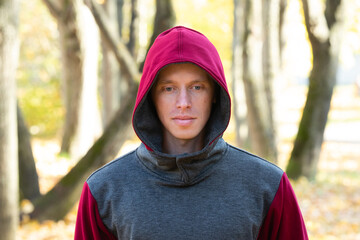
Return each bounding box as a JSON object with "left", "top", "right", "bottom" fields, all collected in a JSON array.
[
  {"left": 164, "top": 87, "right": 173, "bottom": 92},
  {"left": 193, "top": 86, "right": 201, "bottom": 90}
]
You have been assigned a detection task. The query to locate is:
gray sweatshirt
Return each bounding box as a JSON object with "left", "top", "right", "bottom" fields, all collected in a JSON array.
[{"left": 75, "top": 26, "right": 308, "bottom": 240}]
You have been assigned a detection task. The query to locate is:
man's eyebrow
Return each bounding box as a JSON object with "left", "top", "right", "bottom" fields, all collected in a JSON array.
[
  {"left": 157, "top": 78, "right": 209, "bottom": 85},
  {"left": 156, "top": 79, "right": 174, "bottom": 85}
]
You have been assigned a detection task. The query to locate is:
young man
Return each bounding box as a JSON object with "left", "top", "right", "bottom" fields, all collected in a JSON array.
[{"left": 75, "top": 26, "right": 308, "bottom": 239}]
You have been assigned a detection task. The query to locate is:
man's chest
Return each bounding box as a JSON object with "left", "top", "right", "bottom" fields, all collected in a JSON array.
[{"left": 103, "top": 183, "right": 265, "bottom": 240}]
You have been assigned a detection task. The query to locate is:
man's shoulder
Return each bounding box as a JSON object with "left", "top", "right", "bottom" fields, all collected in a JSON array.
[
  {"left": 225, "top": 144, "right": 284, "bottom": 179},
  {"left": 221, "top": 143, "right": 285, "bottom": 218},
  {"left": 86, "top": 148, "right": 139, "bottom": 186},
  {"left": 226, "top": 144, "right": 283, "bottom": 171}
]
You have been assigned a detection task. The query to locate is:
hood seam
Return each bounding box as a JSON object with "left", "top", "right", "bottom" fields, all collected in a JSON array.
[{"left": 178, "top": 28, "right": 183, "bottom": 61}]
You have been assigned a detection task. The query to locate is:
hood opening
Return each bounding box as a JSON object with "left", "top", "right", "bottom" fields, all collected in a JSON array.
[
  {"left": 132, "top": 26, "right": 231, "bottom": 153},
  {"left": 133, "top": 62, "right": 229, "bottom": 153}
]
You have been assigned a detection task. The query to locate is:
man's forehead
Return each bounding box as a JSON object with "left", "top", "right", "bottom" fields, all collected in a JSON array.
[{"left": 155, "top": 78, "right": 210, "bottom": 84}]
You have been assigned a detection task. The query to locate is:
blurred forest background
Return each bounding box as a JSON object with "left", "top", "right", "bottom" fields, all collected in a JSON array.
[{"left": 0, "top": 0, "right": 360, "bottom": 239}]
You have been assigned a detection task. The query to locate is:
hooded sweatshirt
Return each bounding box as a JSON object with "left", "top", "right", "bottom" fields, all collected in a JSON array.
[{"left": 75, "top": 26, "right": 308, "bottom": 240}]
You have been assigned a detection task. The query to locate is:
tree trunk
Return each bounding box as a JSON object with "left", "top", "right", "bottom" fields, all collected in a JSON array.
[
  {"left": 101, "top": 0, "right": 122, "bottom": 126},
  {"left": 242, "top": 0, "right": 277, "bottom": 162},
  {"left": 127, "top": 0, "right": 139, "bottom": 57},
  {"left": 100, "top": 0, "right": 139, "bottom": 127},
  {"left": 57, "top": 0, "right": 84, "bottom": 154},
  {"left": 30, "top": 83, "right": 137, "bottom": 221},
  {"left": 72, "top": 5, "right": 102, "bottom": 159},
  {"left": 116, "top": 0, "right": 124, "bottom": 36},
  {"left": 278, "top": 0, "right": 287, "bottom": 69},
  {"left": 262, "top": 0, "right": 279, "bottom": 118},
  {"left": 0, "top": 0, "right": 20, "bottom": 238},
  {"left": 46, "top": 0, "right": 102, "bottom": 160},
  {"left": 232, "top": 0, "right": 249, "bottom": 148},
  {"left": 139, "top": 0, "right": 175, "bottom": 71},
  {"left": 101, "top": 41, "right": 122, "bottom": 126},
  {"left": 286, "top": 0, "right": 345, "bottom": 179},
  {"left": 262, "top": 0, "right": 280, "bottom": 160},
  {"left": 17, "top": 104, "right": 41, "bottom": 201}
]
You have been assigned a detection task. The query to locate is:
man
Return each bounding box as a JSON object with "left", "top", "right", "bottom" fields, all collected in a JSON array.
[{"left": 75, "top": 26, "right": 308, "bottom": 239}]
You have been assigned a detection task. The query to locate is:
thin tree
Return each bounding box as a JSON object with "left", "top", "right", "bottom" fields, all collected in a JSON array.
[
  {"left": 101, "top": 0, "right": 123, "bottom": 126},
  {"left": 101, "top": 0, "right": 139, "bottom": 127},
  {"left": 127, "top": 0, "right": 139, "bottom": 56},
  {"left": 278, "top": 0, "right": 287, "bottom": 69},
  {"left": 139, "top": 0, "right": 175, "bottom": 71},
  {"left": 0, "top": 0, "right": 20, "bottom": 238},
  {"left": 43, "top": 0, "right": 102, "bottom": 160},
  {"left": 241, "top": 0, "right": 278, "bottom": 162},
  {"left": 286, "top": 0, "right": 345, "bottom": 179},
  {"left": 232, "top": 0, "right": 248, "bottom": 148},
  {"left": 262, "top": 0, "right": 280, "bottom": 140}
]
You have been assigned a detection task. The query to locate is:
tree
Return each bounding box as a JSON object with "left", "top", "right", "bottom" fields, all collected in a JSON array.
[
  {"left": 232, "top": 0, "right": 248, "bottom": 147},
  {"left": 139, "top": 0, "right": 175, "bottom": 71},
  {"left": 278, "top": 0, "right": 287, "bottom": 69},
  {"left": 100, "top": 0, "right": 122, "bottom": 126},
  {"left": 29, "top": 0, "right": 139, "bottom": 221},
  {"left": 43, "top": 0, "right": 102, "bottom": 160},
  {"left": 0, "top": 0, "right": 20, "bottom": 239},
  {"left": 238, "top": 0, "right": 278, "bottom": 162},
  {"left": 29, "top": 0, "right": 175, "bottom": 221},
  {"left": 147, "top": 0, "right": 175, "bottom": 49},
  {"left": 30, "top": 85, "right": 137, "bottom": 220},
  {"left": 100, "top": 0, "right": 139, "bottom": 126},
  {"left": 286, "top": 0, "right": 345, "bottom": 179},
  {"left": 127, "top": 0, "right": 139, "bottom": 56},
  {"left": 232, "top": 0, "right": 283, "bottom": 152},
  {"left": 262, "top": 0, "right": 280, "bottom": 134},
  {"left": 18, "top": 105, "right": 41, "bottom": 201}
]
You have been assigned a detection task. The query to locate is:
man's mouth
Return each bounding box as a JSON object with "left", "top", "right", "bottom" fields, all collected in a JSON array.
[{"left": 172, "top": 116, "right": 195, "bottom": 126}]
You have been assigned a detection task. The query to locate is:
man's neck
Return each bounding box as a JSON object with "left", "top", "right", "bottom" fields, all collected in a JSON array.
[{"left": 162, "top": 133, "right": 205, "bottom": 155}]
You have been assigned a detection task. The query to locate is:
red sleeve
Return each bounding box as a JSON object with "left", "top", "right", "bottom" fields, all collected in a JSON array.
[
  {"left": 257, "top": 173, "right": 308, "bottom": 240},
  {"left": 74, "top": 182, "right": 117, "bottom": 240}
]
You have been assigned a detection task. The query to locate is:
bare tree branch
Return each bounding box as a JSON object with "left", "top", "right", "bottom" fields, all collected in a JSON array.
[
  {"left": 42, "top": 0, "right": 62, "bottom": 18},
  {"left": 85, "top": 0, "right": 140, "bottom": 84},
  {"left": 30, "top": 83, "right": 138, "bottom": 221}
]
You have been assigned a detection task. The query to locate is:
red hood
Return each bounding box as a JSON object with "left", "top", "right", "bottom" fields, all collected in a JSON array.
[{"left": 132, "top": 26, "right": 231, "bottom": 152}]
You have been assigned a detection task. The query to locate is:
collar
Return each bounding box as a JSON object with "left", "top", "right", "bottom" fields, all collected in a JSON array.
[{"left": 136, "top": 138, "right": 228, "bottom": 186}]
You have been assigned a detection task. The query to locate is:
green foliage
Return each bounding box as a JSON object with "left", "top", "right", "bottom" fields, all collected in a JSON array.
[
  {"left": 17, "top": 0, "right": 63, "bottom": 138},
  {"left": 18, "top": 80, "right": 64, "bottom": 138}
]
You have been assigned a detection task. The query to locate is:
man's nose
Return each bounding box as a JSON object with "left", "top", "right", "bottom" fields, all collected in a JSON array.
[{"left": 176, "top": 89, "right": 191, "bottom": 109}]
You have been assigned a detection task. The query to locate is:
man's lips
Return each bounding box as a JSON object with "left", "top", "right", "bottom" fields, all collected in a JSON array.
[
  {"left": 173, "top": 116, "right": 195, "bottom": 120},
  {"left": 172, "top": 116, "right": 196, "bottom": 126}
]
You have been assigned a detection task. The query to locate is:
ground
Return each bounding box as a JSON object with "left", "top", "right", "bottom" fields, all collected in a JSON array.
[{"left": 17, "top": 85, "right": 360, "bottom": 239}]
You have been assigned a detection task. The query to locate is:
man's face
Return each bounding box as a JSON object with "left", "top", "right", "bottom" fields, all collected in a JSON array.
[{"left": 152, "top": 63, "right": 215, "bottom": 144}]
